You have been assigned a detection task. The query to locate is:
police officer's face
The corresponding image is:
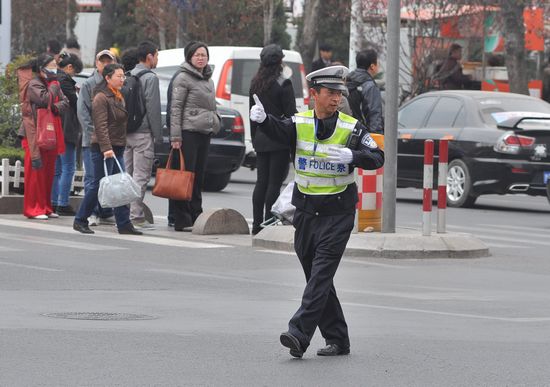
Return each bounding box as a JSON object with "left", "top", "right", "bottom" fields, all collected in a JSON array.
[{"left": 312, "top": 87, "right": 342, "bottom": 116}]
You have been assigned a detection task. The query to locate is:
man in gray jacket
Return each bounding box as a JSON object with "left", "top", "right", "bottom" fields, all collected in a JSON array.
[
  {"left": 77, "top": 49, "right": 116, "bottom": 225},
  {"left": 124, "top": 41, "right": 162, "bottom": 229}
]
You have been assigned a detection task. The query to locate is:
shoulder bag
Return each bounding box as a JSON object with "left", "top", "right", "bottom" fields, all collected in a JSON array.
[
  {"left": 36, "top": 93, "right": 57, "bottom": 150},
  {"left": 152, "top": 148, "right": 195, "bottom": 201}
]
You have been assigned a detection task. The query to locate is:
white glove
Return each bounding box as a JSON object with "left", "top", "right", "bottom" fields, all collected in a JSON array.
[
  {"left": 326, "top": 146, "right": 353, "bottom": 164},
  {"left": 250, "top": 94, "right": 267, "bottom": 123}
]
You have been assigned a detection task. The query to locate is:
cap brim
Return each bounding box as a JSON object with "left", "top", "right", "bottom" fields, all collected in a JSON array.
[{"left": 318, "top": 83, "right": 347, "bottom": 92}]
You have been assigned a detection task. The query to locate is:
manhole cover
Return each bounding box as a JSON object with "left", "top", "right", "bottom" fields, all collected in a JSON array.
[{"left": 43, "top": 312, "right": 157, "bottom": 321}]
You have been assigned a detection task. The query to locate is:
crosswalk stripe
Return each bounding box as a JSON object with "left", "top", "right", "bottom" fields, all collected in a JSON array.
[
  {"left": 447, "top": 224, "right": 548, "bottom": 240},
  {"left": 0, "top": 218, "right": 230, "bottom": 249},
  {"left": 0, "top": 231, "right": 126, "bottom": 251},
  {"left": 479, "top": 223, "right": 550, "bottom": 234},
  {"left": 0, "top": 246, "right": 22, "bottom": 252},
  {"left": 446, "top": 224, "right": 548, "bottom": 244},
  {"left": 0, "top": 260, "right": 63, "bottom": 272},
  {"left": 485, "top": 242, "right": 530, "bottom": 249}
]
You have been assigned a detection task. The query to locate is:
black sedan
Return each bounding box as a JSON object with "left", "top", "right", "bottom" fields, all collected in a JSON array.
[{"left": 397, "top": 90, "right": 550, "bottom": 207}]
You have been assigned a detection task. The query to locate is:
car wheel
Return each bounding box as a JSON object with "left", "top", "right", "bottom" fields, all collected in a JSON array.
[
  {"left": 446, "top": 159, "right": 477, "bottom": 208},
  {"left": 203, "top": 172, "right": 231, "bottom": 192}
]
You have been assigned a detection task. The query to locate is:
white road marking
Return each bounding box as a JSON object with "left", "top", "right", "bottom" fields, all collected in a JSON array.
[
  {"left": 257, "top": 249, "right": 295, "bottom": 256},
  {"left": 0, "top": 246, "right": 22, "bottom": 252},
  {"left": 341, "top": 302, "right": 550, "bottom": 323},
  {"left": 0, "top": 218, "right": 230, "bottom": 249},
  {"left": 448, "top": 224, "right": 549, "bottom": 240},
  {"left": 342, "top": 259, "right": 412, "bottom": 269},
  {"left": 0, "top": 232, "right": 126, "bottom": 251},
  {"left": 257, "top": 250, "right": 412, "bottom": 269},
  {"left": 146, "top": 269, "right": 302, "bottom": 289},
  {"left": 0, "top": 260, "right": 63, "bottom": 272},
  {"left": 485, "top": 243, "right": 529, "bottom": 249},
  {"left": 479, "top": 223, "right": 550, "bottom": 234},
  {"left": 149, "top": 269, "right": 490, "bottom": 301}
]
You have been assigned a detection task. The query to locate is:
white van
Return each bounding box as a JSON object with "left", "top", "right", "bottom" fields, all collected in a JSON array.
[{"left": 156, "top": 46, "right": 309, "bottom": 168}]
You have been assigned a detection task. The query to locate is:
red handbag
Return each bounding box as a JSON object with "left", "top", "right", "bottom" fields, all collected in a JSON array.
[{"left": 35, "top": 94, "right": 57, "bottom": 150}]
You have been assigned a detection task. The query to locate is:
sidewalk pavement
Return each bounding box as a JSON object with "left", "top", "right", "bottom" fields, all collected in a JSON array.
[
  {"left": 0, "top": 212, "right": 490, "bottom": 259},
  {"left": 252, "top": 225, "right": 490, "bottom": 259}
]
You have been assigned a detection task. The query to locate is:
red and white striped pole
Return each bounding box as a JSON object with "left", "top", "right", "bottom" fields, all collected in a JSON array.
[
  {"left": 423, "top": 140, "right": 434, "bottom": 236},
  {"left": 437, "top": 140, "right": 449, "bottom": 233}
]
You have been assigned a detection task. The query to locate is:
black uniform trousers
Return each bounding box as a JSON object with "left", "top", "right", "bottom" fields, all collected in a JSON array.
[
  {"left": 168, "top": 131, "right": 210, "bottom": 229},
  {"left": 288, "top": 207, "right": 354, "bottom": 350}
]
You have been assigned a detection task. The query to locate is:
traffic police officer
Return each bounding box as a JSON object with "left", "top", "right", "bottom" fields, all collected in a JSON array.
[{"left": 250, "top": 65, "right": 385, "bottom": 358}]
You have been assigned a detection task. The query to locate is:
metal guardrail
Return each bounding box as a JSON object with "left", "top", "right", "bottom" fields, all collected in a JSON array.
[{"left": 0, "top": 158, "right": 85, "bottom": 196}]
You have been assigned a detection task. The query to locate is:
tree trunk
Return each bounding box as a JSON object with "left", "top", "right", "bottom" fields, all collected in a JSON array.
[
  {"left": 66, "top": 0, "right": 71, "bottom": 39},
  {"left": 299, "top": 0, "right": 321, "bottom": 72},
  {"left": 263, "top": 0, "right": 275, "bottom": 45},
  {"left": 96, "top": 0, "right": 117, "bottom": 52},
  {"left": 500, "top": 0, "right": 529, "bottom": 95}
]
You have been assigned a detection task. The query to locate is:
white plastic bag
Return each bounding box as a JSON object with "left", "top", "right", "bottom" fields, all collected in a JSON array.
[
  {"left": 98, "top": 157, "right": 141, "bottom": 208},
  {"left": 270, "top": 181, "right": 296, "bottom": 224}
]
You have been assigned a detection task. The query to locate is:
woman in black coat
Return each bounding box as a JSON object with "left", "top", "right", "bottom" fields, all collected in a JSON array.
[
  {"left": 51, "top": 52, "right": 83, "bottom": 215},
  {"left": 249, "top": 44, "right": 296, "bottom": 235}
]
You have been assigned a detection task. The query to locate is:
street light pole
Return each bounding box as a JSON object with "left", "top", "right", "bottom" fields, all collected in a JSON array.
[{"left": 382, "top": 0, "right": 400, "bottom": 233}]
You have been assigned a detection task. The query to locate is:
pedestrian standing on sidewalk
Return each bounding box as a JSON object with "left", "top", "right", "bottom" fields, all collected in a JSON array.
[
  {"left": 249, "top": 44, "right": 296, "bottom": 235},
  {"left": 168, "top": 41, "right": 221, "bottom": 231},
  {"left": 346, "top": 49, "right": 384, "bottom": 133},
  {"left": 250, "top": 65, "right": 384, "bottom": 358},
  {"left": 77, "top": 50, "right": 116, "bottom": 226},
  {"left": 123, "top": 41, "right": 162, "bottom": 230},
  {"left": 51, "top": 52, "right": 83, "bottom": 216},
  {"left": 20, "top": 54, "right": 69, "bottom": 220},
  {"left": 73, "top": 64, "right": 143, "bottom": 236}
]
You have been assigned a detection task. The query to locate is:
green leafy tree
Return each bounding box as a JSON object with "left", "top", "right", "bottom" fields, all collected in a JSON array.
[
  {"left": 271, "top": 1, "right": 291, "bottom": 49},
  {"left": 0, "top": 56, "right": 33, "bottom": 148}
]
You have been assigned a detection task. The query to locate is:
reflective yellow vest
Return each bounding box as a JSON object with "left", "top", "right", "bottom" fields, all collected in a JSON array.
[{"left": 294, "top": 110, "right": 357, "bottom": 195}]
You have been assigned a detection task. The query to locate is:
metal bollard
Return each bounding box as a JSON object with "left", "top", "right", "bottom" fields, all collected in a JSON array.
[
  {"left": 437, "top": 140, "right": 449, "bottom": 233},
  {"left": 422, "top": 140, "right": 434, "bottom": 236}
]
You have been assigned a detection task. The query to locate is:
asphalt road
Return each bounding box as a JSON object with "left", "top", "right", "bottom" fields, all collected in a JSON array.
[{"left": 1, "top": 168, "right": 550, "bottom": 386}]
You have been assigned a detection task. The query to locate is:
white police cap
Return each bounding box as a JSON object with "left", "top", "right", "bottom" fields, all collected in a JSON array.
[{"left": 306, "top": 65, "right": 349, "bottom": 91}]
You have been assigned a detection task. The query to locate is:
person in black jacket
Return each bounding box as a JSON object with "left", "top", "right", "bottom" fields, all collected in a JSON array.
[
  {"left": 249, "top": 44, "right": 297, "bottom": 235},
  {"left": 250, "top": 65, "right": 384, "bottom": 358},
  {"left": 346, "top": 49, "right": 384, "bottom": 133},
  {"left": 51, "top": 52, "right": 83, "bottom": 216},
  {"left": 310, "top": 43, "right": 333, "bottom": 73}
]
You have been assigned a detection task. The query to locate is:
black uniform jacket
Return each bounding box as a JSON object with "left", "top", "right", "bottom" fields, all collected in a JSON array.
[
  {"left": 249, "top": 77, "right": 296, "bottom": 153},
  {"left": 259, "top": 111, "right": 385, "bottom": 216}
]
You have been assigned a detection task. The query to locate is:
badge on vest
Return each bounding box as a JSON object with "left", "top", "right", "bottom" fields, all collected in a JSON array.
[{"left": 362, "top": 134, "right": 378, "bottom": 149}]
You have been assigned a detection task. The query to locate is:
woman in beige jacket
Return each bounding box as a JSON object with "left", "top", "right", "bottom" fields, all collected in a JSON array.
[{"left": 168, "top": 41, "right": 221, "bottom": 231}]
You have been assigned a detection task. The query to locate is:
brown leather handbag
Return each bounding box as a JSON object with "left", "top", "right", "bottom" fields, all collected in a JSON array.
[{"left": 152, "top": 148, "right": 195, "bottom": 201}]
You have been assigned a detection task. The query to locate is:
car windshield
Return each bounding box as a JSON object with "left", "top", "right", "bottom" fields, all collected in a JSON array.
[{"left": 477, "top": 97, "right": 550, "bottom": 125}]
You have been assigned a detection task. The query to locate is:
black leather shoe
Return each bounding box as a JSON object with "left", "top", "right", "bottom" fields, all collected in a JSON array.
[
  {"left": 118, "top": 224, "right": 143, "bottom": 235},
  {"left": 316, "top": 344, "right": 350, "bottom": 356},
  {"left": 56, "top": 205, "right": 76, "bottom": 216},
  {"left": 73, "top": 221, "right": 94, "bottom": 234},
  {"left": 280, "top": 332, "right": 304, "bottom": 358}
]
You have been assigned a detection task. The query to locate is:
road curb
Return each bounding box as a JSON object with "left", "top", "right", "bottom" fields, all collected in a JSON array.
[
  {"left": 252, "top": 225, "right": 490, "bottom": 259},
  {"left": 0, "top": 195, "right": 83, "bottom": 215}
]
